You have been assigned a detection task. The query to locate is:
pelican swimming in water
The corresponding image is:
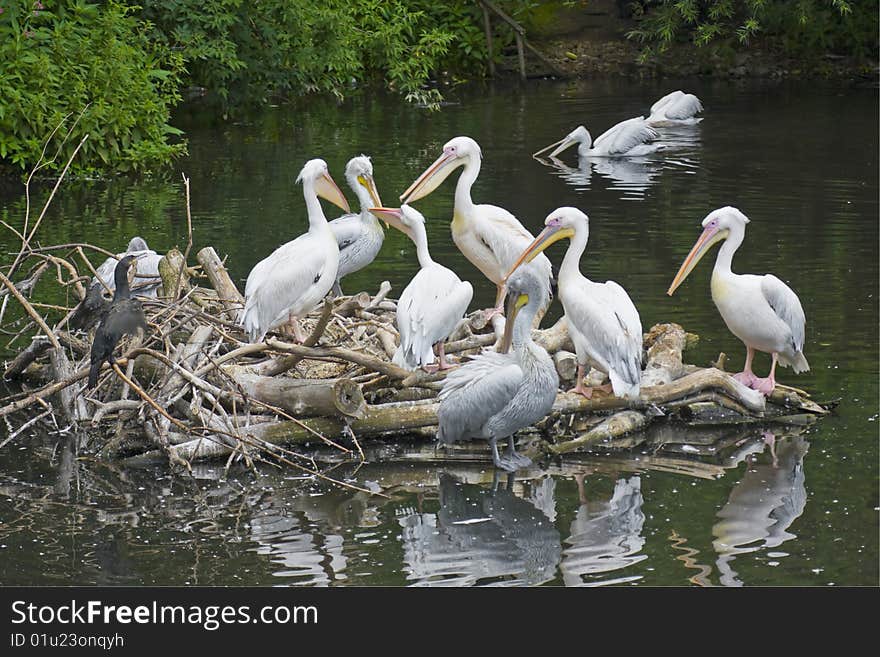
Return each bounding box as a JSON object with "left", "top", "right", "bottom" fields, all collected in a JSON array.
[
  {"left": 92, "top": 236, "right": 163, "bottom": 298},
  {"left": 646, "top": 90, "right": 704, "bottom": 126},
  {"left": 370, "top": 205, "right": 473, "bottom": 371},
  {"left": 329, "top": 155, "right": 384, "bottom": 295},
  {"left": 400, "top": 136, "right": 552, "bottom": 315},
  {"left": 437, "top": 270, "right": 558, "bottom": 472},
  {"left": 241, "top": 159, "right": 350, "bottom": 343},
  {"left": 667, "top": 206, "right": 809, "bottom": 394},
  {"left": 507, "top": 207, "right": 643, "bottom": 399},
  {"left": 532, "top": 118, "right": 660, "bottom": 160}
]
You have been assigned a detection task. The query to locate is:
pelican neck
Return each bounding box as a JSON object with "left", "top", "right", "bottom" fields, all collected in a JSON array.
[
  {"left": 410, "top": 221, "right": 434, "bottom": 269},
  {"left": 302, "top": 178, "right": 329, "bottom": 230},
  {"left": 454, "top": 155, "right": 480, "bottom": 214},
  {"left": 559, "top": 221, "right": 589, "bottom": 283},
  {"left": 713, "top": 225, "right": 745, "bottom": 276}
]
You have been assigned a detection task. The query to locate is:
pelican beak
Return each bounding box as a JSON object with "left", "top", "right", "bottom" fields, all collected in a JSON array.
[
  {"left": 400, "top": 149, "right": 463, "bottom": 204},
  {"left": 358, "top": 174, "right": 383, "bottom": 209},
  {"left": 316, "top": 171, "right": 351, "bottom": 213},
  {"left": 368, "top": 207, "right": 408, "bottom": 237},
  {"left": 499, "top": 291, "right": 529, "bottom": 354},
  {"left": 503, "top": 223, "right": 574, "bottom": 282},
  {"left": 533, "top": 136, "right": 576, "bottom": 159},
  {"left": 667, "top": 225, "right": 728, "bottom": 295}
]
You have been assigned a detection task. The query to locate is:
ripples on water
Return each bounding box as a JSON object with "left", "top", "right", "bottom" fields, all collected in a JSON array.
[{"left": 0, "top": 78, "right": 876, "bottom": 586}]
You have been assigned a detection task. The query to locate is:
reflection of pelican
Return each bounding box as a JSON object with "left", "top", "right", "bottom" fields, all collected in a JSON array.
[
  {"left": 370, "top": 205, "right": 472, "bottom": 371},
  {"left": 561, "top": 475, "right": 647, "bottom": 586},
  {"left": 248, "top": 495, "right": 346, "bottom": 585},
  {"left": 92, "top": 236, "right": 163, "bottom": 298},
  {"left": 400, "top": 136, "right": 552, "bottom": 313},
  {"left": 397, "top": 473, "right": 561, "bottom": 586},
  {"left": 241, "top": 159, "right": 350, "bottom": 343},
  {"left": 438, "top": 271, "right": 558, "bottom": 471},
  {"left": 712, "top": 435, "right": 809, "bottom": 587},
  {"left": 668, "top": 206, "right": 809, "bottom": 394},
  {"left": 535, "top": 155, "right": 661, "bottom": 197},
  {"left": 533, "top": 118, "right": 660, "bottom": 159},
  {"left": 647, "top": 90, "right": 704, "bottom": 126},
  {"left": 508, "top": 207, "right": 643, "bottom": 399},
  {"left": 329, "top": 155, "right": 384, "bottom": 295}
]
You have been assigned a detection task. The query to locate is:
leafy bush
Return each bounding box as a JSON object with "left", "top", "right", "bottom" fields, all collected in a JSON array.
[
  {"left": 627, "top": 0, "right": 878, "bottom": 61},
  {"left": 0, "top": 0, "right": 187, "bottom": 175}
]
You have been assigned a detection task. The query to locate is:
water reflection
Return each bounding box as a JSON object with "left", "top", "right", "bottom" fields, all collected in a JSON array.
[
  {"left": 561, "top": 473, "right": 647, "bottom": 586},
  {"left": 397, "top": 472, "right": 561, "bottom": 586},
  {"left": 711, "top": 434, "right": 809, "bottom": 586},
  {"left": 533, "top": 123, "right": 701, "bottom": 200}
]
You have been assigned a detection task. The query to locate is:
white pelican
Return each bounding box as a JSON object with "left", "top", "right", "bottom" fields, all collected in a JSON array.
[
  {"left": 400, "top": 136, "right": 552, "bottom": 315},
  {"left": 370, "top": 205, "right": 473, "bottom": 371},
  {"left": 437, "top": 270, "right": 558, "bottom": 472},
  {"left": 646, "top": 90, "right": 704, "bottom": 126},
  {"left": 667, "top": 206, "right": 809, "bottom": 394},
  {"left": 241, "top": 159, "right": 350, "bottom": 343},
  {"left": 92, "top": 236, "right": 163, "bottom": 298},
  {"left": 506, "top": 207, "right": 643, "bottom": 399},
  {"left": 329, "top": 155, "right": 384, "bottom": 295},
  {"left": 532, "top": 118, "right": 661, "bottom": 159}
]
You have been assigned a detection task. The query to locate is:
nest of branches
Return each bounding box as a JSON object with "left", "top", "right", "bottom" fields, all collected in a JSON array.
[{"left": 0, "top": 126, "right": 832, "bottom": 492}]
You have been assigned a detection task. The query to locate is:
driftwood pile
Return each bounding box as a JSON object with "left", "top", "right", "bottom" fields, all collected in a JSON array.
[
  {"left": 1, "top": 237, "right": 830, "bottom": 482},
  {"left": 0, "top": 159, "right": 830, "bottom": 489}
]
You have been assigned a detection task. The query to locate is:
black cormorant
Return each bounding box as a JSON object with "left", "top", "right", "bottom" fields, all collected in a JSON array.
[{"left": 87, "top": 255, "right": 148, "bottom": 388}]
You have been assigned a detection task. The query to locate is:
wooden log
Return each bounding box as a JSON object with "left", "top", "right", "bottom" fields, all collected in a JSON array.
[
  {"left": 642, "top": 322, "right": 686, "bottom": 386},
  {"left": 533, "top": 315, "right": 573, "bottom": 353},
  {"left": 49, "top": 346, "right": 88, "bottom": 423},
  {"left": 159, "top": 249, "right": 189, "bottom": 297},
  {"left": 553, "top": 350, "right": 578, "bottom": 382},
  {"left": 228, "top": 369, "right": 366, "bottom": 419},
  {"left": 550, "top": 410, "right": 649, "bottom": 454},
  {"left": 196, "top": 246, "right": 243, "bottom": 318},
  {"left": 4, "top": 336, "right": 52, "bottom": 378}
]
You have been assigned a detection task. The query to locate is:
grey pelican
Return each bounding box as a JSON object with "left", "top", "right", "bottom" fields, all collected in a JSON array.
[
  {"left": 647, "top": 90, "right": 704, "bottom": 126},
  {"left": 329, "top": 155, "right": 384, "bottom": 295},
  {"left": 241, "top": 159, "right": 350, "bottom": 343},
  {"left": 532, "top": 118, "right": 660, "bottom": 159},
  {"left": 92, "top": 236, "right": 163, "bottom": 298},
  {"left": 507, "top": 207, "right": 643, "bottom": 399},
  {"left": 667, "top": 206, "right": 809, "bottom": 394},
  {"left": 437, "top": 270, "right": 558, "bottom": 472},
  {"left": 370, "top": 205, "right": 473, "bottom": 371},
  {"left": 400, "top": 136, "right": 552, "bottom": 315},
  {"left": 88, "top": 255, "right": 148, "bottom": 388}
]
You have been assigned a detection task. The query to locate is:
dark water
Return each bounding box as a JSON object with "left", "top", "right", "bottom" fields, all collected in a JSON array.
[{"left": 0, "top": 78, "right": 877, "bottom": 586}]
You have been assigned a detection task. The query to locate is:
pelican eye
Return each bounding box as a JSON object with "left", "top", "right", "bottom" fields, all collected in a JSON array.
[
  {"left": 357, "top": 174, "right": 369, "bottom": 187},
  {"left": 516, "top": 293, "right": 529, "bottom": 309}
]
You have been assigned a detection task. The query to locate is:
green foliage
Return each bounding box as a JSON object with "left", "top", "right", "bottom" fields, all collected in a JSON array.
[
  {"left": 0, "top": 0, "right": 187, "bottom": 175},
  {"left": 140, "top": 0, "right": 538, "bottom": 113},
  {"left": 627, "top": 0, "right": 877, "bottom": 61}
]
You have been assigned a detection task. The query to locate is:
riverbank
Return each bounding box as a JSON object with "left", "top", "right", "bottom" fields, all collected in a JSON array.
[{"left": 498, "top": 1, "right": 877, "bottom": 83}]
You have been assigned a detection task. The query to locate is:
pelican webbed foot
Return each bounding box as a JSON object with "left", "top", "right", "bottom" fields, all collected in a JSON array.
[{"left": 489, "top": 436, "right": 533, "bottom": 472}]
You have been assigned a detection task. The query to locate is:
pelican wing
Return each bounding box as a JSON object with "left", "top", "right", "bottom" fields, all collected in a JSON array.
[
  {"left": 396, "top": 266, "right": 473, "bottom": 369},
  {"left": 565, "top": 279, "right": 643, "bottom": 390},
  {"left": 593, "top": 117, "right": 658, "bottom": 156},
  {"left": 478, "top": 205, "right": 553, "bottom": 291},
  {"left": 760, "top": 274, "right": 806, "bottom": 352},
  {"left": 663, "top": 93, "right": 703, "bottom": 120},
  {"left": 328, "top": 212, "right": 363, "bottom": 252},
  {"left": 649, "top": 90, "right": 685, "bottom": 116},
  {"left": 242, "top": 232, "right": 336, "bottom": 340},
  {"left": 438, "top": 351, "right": 523, "bottom": 444}
]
